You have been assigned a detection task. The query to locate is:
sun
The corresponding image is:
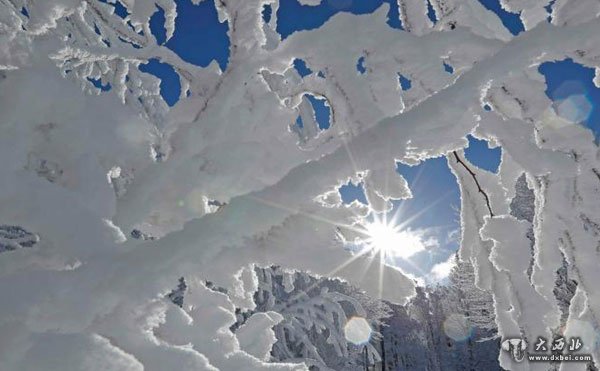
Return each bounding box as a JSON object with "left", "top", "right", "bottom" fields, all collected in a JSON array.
[{"left": 364, "top": 219, "right": 425, "bottom": 259}]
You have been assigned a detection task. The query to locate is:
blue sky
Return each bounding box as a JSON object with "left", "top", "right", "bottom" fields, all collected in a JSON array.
[
  {"left": 276, "top": 0, "right": 403, "bottom": 38},
  {"left": 338, "top": 137, "right": 499, "bottom": 279},
  {"left": 120, "top": 0, "right": 599, "bottom": 280}
]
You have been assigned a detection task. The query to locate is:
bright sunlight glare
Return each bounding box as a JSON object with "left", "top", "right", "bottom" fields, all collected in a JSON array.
[{"left": 364, "top": 219, "right": 425, "bottom": 259}]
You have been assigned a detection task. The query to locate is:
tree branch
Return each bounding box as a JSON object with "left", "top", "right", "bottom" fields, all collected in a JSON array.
[{"left": 452, "top": 151, "right": 494, "bottom": 218}]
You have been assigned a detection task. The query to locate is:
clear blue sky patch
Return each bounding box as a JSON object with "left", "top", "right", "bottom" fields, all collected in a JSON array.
[
  {"left": 276, "top": 0, "right": 402, "bottom": 40},
  {"left": 398, "top": 73, "right": 411, "bottom": 91},
  {"left": 139, "top": 58, "right": 181, "bottom": 107},
  {"left": 477, "top": 0, "right": 524, "bottom": 36},
  {"left": 390, "top": 157, "right": 461, "bottom": 276},
  {"left": 339, "top": 181, "right": 368, "bottom": 205},
  {"left": 356, "top": 56, "right": 366, "bottom": 74},
  {"left": 426, "top": 0, "right": 437, "bottom": 24},
  {"left": 149, "top": 5, "right": 167, "bottom": 45},
  {"left": 306, "top": 94, "right": 331, "bottom": 130},
  {"left": 293, "top": 58, "right": 313, "bottom": 77},
  {"left": 464, "top": 135, "right": 501, "bottom": 173},
  {"left": 98, "top": 0, "right": 128, "bottom": 19},
  {"left": 87, "top": 77, "right": 111, "bottom": 92},
  {"left": 164, "top": 0, "right": 230, "bottom": 71},
  {"left": 394, "top": 157, "right": 460, "bottom": 235},
  {"left": 443, "top": 61, "right": 454, "bottom": 74},
  {"left": 262, "top": 4, "right": 273, "bottom": 23}
]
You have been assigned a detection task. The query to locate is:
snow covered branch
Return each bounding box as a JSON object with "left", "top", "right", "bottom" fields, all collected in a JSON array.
[{"left": 2, "top": 0, "right": 600, "bottom": 369}]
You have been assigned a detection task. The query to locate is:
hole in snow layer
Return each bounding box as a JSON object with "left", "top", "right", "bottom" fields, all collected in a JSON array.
[
  {"left": 87, "top": 77, "right": 111, "bottom": 92},
  {"left": 139, "top": 58, "right": 181, "bottom": 107},
  {"left": 443, "top": 61, "right": 454, "bottom": 74},
  {"left": 305, "top": 94, "right": 331, "bottom": 130},
  {"left": 398, "top": 73, "right": 411, "bottom": 91},
  {"left": 477, "top": 0, "right": 524, "bottom": 36},
  {"left": 293, "top": 58, "right": 313, "bottom": 77},
  {"left": 339, "top": 180, "right": 368, "bottom": 205},
  {"left": 165, "top": 0, "right": 230, "bottom": 71},
  {"left": 464, "top": 135, "right": 501, "bottom": 173},
  {"left": 149, "top": 5, "right": 167, "bottom": 45},
  {"left": 98, "top": 0, "right": 129, "bottom": 19},
  {"left": 426, "top": 0, "right": 437, "bottom": 24},
  {"left": 276, "top": 0, "right": 402, "bottom": 39},
  {"left": 356, "top": 56, "right": 366, "bottom": 74},
  {"left": 262, "top": 4, "right": 273, "bottom": 23}
]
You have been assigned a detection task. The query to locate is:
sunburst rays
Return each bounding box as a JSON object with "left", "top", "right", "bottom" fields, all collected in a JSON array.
[{"left": 244, "top": 121, "right": 451, "bottom": 309}]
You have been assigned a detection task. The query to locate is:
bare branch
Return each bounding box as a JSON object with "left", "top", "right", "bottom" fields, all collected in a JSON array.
[{"left": 452, "top": 151, "right": 494, "bottom": 218}]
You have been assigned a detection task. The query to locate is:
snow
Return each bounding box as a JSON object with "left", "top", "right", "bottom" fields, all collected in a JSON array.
[
  {"left": 2, "top": 0, "right": 600, "bottom": 369},
  {"left": 237, "top": 312, "right": 284, "bottom": 360},
  {"left": 12, "top": 332, "right": 145, "bottom": 371}
]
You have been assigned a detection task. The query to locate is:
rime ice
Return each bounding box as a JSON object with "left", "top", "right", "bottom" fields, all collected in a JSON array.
[{"left": 1, "top": 0, "right": 600, "bottom": 370}]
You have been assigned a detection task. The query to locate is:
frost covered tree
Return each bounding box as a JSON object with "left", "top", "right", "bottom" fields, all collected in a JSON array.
[
  {"left": 2, "top": 0, "right": 600, "bottom": 370},
  {"left": 344, "top": 257, "right": 502, "bottom": 371},
  {"left": 248, "top": 266, "right": 389, "bottom": 370}
]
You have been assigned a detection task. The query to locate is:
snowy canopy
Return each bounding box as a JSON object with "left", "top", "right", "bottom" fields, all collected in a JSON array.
[{"left": 1, "top": 0, "right": 600, "bottom": 369}]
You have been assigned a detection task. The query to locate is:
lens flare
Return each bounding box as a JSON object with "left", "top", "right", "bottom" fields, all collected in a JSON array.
[
  {"left": 344, "top": 316, "right": 372, "bottom": 345},
  {"left": 443, "top": 313, "right": 473, "bottom": 342},
  {"left": 554, "top": 94, "right": 592, "bottom": 124}
]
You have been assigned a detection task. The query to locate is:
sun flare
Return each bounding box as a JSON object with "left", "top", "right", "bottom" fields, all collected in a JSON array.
[{"left": 364, "top": 220, "right": 425, "bottom": 259}]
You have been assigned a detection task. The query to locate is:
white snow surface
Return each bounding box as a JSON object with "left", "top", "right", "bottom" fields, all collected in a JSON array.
[{"left": 1, "top": 0, "right": 600, "bottom": 369}]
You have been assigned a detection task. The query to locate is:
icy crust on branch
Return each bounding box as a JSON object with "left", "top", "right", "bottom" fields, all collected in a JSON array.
[
  {"left": 449, "top": 56, "right": 600, "bottom": 371},
  {"left": 113, "top": 4, "right": 501, "bottom": 235},
  {"left": 2, "top": 0, "right": 600, "bottom": 369},
  {"left": 401, "top": 0, "right": 513, "bottom": 39}
]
